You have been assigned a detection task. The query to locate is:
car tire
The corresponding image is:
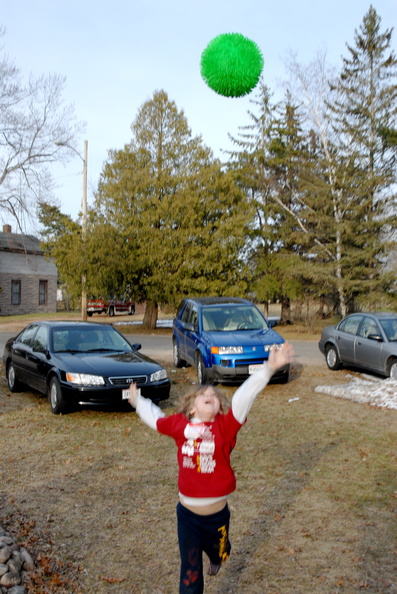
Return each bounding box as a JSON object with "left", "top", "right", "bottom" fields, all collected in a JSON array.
[
  {"left": 388, "top": 359, "right": 397, "bottom": 379},
  {"left": 128, "top": 304, "right": 135, "bottom": 315},
  {"left": 279, "top": 368, "right": 290, "bottom": 383},
  {"left": 196, "top": 353, "right": 211, "bottom": 385},
  {"left": 7, "top": 362, "right": 22, "bottom": 392},
  {"left": 108, "top": 306, "right": 115, "bottom": 317},
  {"left": 173, "top": 339, "right": 186, "bottom": 368},
  {"left": 325, "top": 345, "right": 342, "bottom": 370},
  {"left": 48, "top": 376, "right": 67, "bottom": 414}
]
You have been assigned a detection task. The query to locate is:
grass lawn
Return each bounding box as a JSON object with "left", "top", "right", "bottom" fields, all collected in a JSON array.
[{"left": 0, "top": 355, "right": 396, "bottom": 593}]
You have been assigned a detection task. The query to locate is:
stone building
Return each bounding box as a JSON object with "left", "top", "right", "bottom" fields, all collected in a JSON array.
[{"left": 0, "top": 225, "right": 57, "bottom": 316}]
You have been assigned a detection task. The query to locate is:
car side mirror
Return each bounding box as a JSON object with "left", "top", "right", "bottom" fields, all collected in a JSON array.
[
  {"left": 33, "top": 345, "right": 51, "bottom": 358},
  {"left": 268, "top": 319, "right": 277, "bottom": 328},
  {"left": 367, "top": 334, "right": 383, "bottom": 342},
  {"left": 33, "top": 344, "right": 45, "bottom": 353},
  {"left": 182, "top": 322, "right": 195, "bottom": 332},
  {"left": 131, "top": 343, "right": 142, "bottom": 351}
]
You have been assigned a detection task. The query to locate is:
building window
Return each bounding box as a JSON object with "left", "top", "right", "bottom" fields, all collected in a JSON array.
[
  {"left": 39, "top": 280, "right": 48, "bottom": 305},
  {"left": 11, "top": 280, "right": 21, "bottom": 305}
]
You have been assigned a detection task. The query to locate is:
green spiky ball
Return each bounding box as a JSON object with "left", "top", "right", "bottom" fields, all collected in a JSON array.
[{"left": 200, "top": 33, "right": 264, "bottom": 98}]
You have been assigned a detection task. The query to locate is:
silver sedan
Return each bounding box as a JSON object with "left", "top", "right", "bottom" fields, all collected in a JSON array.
[{"left": 318, "top": 312, "right": 397, "bottom": 379}]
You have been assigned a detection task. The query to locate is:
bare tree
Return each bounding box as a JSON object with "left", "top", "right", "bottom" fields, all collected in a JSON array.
[
  {"left": 283, "top": 50, "right": 352, "bottom": 316},
  {"left": 0, "top": 28, "right": 83, "bottom": 230}
]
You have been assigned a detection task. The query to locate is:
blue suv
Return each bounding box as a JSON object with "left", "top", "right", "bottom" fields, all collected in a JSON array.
[{"left": 172, "top": 297, "right": 289, "bottom": 384}]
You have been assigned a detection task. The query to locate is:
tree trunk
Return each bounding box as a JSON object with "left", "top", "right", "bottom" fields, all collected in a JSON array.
[
  {"left": 317, "top": 295, "right": 326, "bottom": 318},
  {"left": 280, "top": 295, "right": 291, "bottom": 323},
  {"left": 142, "top": 302, "right": 158, "bottom": 330},
  {"left": 294, "top": 300, "right": 303, "bottom": 322}
]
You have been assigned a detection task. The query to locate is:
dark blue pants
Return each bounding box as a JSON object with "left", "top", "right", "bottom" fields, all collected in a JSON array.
[{"left": 176, "top": 502, "right": 231, "bottom": 594}]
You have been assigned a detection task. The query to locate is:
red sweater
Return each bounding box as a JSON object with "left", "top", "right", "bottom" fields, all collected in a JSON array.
[{"left": 157, "top": 409, "right": 244, "bottom": 498}]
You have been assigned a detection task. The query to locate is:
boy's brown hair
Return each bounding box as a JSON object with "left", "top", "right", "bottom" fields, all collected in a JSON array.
[{"left": 175, "top": 385, "right": 231, "bottom": 419}]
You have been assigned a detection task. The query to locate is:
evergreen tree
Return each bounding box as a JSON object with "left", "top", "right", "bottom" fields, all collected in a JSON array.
[
  {"left": 265, "top": 95, "right": 313, "bottom": 321},
  {"left": 228, "top": 83, "right": 325, "bottom": 321},
  {"left": 227, "top": 81, "right": 281, "bottom": 317},
  {"left": 95, "top": 90, "right": 254, "bottom": 328},
  {"left": 327, "top": 5, "right": 397, "bottom": 310},
  {"left": 283, "top": 51, "right": 354, "bottom": 316},
  {"left": 37, "top": 202, "right": 82, "bottom": 305},
  {"left": 284, "top": 6, "right": 397, "bottom": 315}
]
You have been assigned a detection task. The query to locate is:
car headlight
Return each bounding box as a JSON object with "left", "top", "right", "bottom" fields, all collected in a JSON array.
[
  {"left": 211, "top": 346, "right": 244, "bottom": 355},
  {"left": 264, "top": 344, "right": 283, "bottom": 352},
  {"left": 150, "top": 369, "right": 168, "bottom": 382},
  {"left": 66, "top": 372, "right": 105, "bottom": 386}
]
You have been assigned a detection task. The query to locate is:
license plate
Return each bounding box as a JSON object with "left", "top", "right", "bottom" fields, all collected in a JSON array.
[
  {"left": 248, "top": 364, "right": 263, "bottom": 374},
  {"left": 122, "top": 388, "right": 140, "bottom": 400}
]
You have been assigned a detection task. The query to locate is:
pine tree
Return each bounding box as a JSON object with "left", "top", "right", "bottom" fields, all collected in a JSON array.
[
  {"left": 228, "top": 83, "right": 326, "bottom": 321},
  {"left": 227, "top": 81, "right": 282, "bottom": 317},
  {"left": 327, "top": 5, "right": 397, "bottom": 310}
]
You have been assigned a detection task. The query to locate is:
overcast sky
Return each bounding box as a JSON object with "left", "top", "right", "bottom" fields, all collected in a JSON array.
[{"left": 2, "top": 0, "right": 396, "bottom": 232}]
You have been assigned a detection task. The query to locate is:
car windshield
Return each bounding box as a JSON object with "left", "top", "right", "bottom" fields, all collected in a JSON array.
[
  {"left": 380, "top": 319, "right": 397, "bottom": 342},
  {"left": 52, "top": 326, "right": 132, "bottom": 353},
  {"left": 201, "top": 305, "right": 268, "bottom": 332}
]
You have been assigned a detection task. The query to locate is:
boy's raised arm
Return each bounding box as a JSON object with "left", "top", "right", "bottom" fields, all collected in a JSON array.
[
  {"left": 232, "top": 342, "right": 294, "bottom": 424},
  {"left": 128, "top": 382, "right": 165, "bottom": 430}
]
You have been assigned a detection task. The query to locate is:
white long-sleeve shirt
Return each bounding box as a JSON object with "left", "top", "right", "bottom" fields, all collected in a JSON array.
[{"left": 134, "top": 362, "right": 275, "bottom": 430}]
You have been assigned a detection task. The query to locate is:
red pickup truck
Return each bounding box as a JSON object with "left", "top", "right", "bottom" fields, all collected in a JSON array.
[{"left": 87, "top": 298, "right": 135, "bottom": 317}]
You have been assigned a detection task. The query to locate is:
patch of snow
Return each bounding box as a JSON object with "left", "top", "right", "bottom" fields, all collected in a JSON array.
[
  {"left": 315, "top": 374, "right": 397, "bottom": 410},
  {"left": 113, "top": 319, "right": 173, "bottom": 328}
]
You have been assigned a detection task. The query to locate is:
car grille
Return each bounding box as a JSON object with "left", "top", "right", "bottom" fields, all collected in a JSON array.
[
  {"left": 235, "top": 356, "right": 267, "bottom": 367},
  {"left": 108, "top": 375, "right": 148, "bottom": 386}
]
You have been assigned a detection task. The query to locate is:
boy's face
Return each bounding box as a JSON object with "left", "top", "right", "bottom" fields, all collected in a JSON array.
[{"left": 190, "top": 387, "right": 221, "bottom": 422}]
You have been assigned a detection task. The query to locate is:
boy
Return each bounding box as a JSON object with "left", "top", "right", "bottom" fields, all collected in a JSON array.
[{"left": 128, "top": 342, "right": 294, "bottom": 593}]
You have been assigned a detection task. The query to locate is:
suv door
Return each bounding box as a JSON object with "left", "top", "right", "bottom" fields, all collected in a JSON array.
[
  {"left": 184, "top": 304, "right": 200, "bottom": 364},
  {"left": 173, "top": 302, "right": 191, "bottom": 363}
]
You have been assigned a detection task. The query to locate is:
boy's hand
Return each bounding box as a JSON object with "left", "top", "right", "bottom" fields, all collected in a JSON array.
[
  {"left": 127, "top": 382, "right": 139, "bottom": 408},
  {"left": 268, "top": 342, "right": 295, "bottom": 371}
]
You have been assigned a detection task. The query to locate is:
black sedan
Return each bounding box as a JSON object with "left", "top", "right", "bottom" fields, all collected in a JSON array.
[
  {"left": 318, "top": 312, "right": 397, "bottom": 379},
  {"left": 3, "top": 321, "right": 171, "bottom": 414}
]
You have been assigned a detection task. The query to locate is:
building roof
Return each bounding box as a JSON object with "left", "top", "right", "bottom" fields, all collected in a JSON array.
[
  {"left": 0, "top": 229, "right": 57, "bottom": 276},
  {"left": 0, "top": 231, "right": 43, "bottom": 255}
]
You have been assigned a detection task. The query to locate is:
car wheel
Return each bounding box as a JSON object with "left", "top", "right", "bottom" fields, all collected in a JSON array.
[
  {"left": 7, "top": 362, "right": 21, "bottom": 392},
  {"left": 87, "top": 312, "right": 93, "bottom": 317},
  {"left": 48, "top": 376, "right": 67, "bottom": 414},
  {"left": 196, "top": 353, "right": 211, "bottom": 385},
  {"left": 388, "top": 359, "right": 397, "bottom": 379},
  {"left": 325, "top": 345, "right": 342, "bottom": 370},
  {"left": 173, "top": 339, "right": 186, "bottom": 368},
  {"left": 128, "top": 304, "right": 135, "bottom": 315},
  {"left": 108, "top": 306, "right": 115, "bottom": 317}
]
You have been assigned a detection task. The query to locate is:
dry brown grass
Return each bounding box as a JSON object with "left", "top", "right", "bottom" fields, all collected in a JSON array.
[{"left": 1, "top": 359, "right": 396, "bottom": 593}]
